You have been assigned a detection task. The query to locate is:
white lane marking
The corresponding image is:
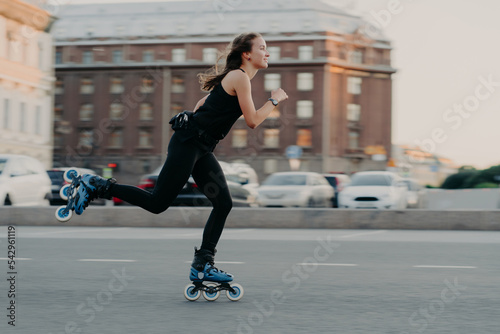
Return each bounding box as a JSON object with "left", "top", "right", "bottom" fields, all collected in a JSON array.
[
  {"left": 340, "top": 230, "right": 387, "bottom": 239},
  {"left": 23, "top": 227, "right": 131, "bottom": 236},
  {"left": 413, "top": 265, "right": 476, "bottom": 269},
  {"left": 78, "top": 259, "right": 137, "bottom": 263},
  {"left": 0, "top": 258, "right": 32, "bottom": 260},
  {"left": 297, "top": 263, "right": 358, "bottom": 267},
  {"left": 184, "top": 261, "right": 245, "bottom": 264}
]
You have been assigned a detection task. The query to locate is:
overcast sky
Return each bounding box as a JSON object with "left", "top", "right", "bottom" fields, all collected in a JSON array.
[{"left": 58, "top": 0, "right": 500, "bottom": 169}]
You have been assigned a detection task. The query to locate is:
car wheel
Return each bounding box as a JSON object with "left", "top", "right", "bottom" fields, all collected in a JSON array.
[
  {"left": 307, "top": 198, "right": 315, "bottom": 207},
  {"left": 4, "top": 195, "right": 12, "bottom": 206}
]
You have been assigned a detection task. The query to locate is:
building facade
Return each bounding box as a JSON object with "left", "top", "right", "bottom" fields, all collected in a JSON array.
[
  {"left": 0, "top": 0, "right": 55, "bottom": 168},
  {"left": 52, "top": 0, "right": 396, "bottom": 182}
]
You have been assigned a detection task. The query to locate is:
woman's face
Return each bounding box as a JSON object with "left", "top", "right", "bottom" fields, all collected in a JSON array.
[{"left": 248, "top": 37, "right": 270, "bottom": 69}]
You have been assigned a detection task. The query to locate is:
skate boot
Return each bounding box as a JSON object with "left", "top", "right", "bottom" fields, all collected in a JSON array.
[
  {"left": 74, "top": 174, "right": 116, "bottom": 215},
  {"left": 184, "top": 248, "right": 243, "bottom": 302},
  {"left": 190, "top": 248, "right": 233, "bottom": 283}
]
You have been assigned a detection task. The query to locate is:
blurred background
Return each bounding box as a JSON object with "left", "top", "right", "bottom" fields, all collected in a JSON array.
[{"left": 1, "top": 0, "right": 499, "bottom": 209}]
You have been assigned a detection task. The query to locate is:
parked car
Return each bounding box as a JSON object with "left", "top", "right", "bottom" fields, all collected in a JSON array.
[
  {"left": 47, "top": 167, "right": 106, "bottom": 206},
  {"left": 322, "top": 173, "right": 351, "bottom": 207},
  {"left": 401, "top": 178, "right": 426, "bottom": 208},
  {"left": 337, "top": 171, "right": 408, "bottom": 209},
  {"left": 257, "top": 172, "right": 334, "bottom": 207},
  {"left": 0, "top": 154, "right": 51, "bottom": 206},
  {"left": 114, "top": 161, "right": 259, "bottom": 207}
]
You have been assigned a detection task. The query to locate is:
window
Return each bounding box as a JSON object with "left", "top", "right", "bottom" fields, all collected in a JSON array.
[
  {"left": 348, "top": 131, "right": 359, "bottom": 149},
  {"left": 3, "top": 99, "right": 10, "bottom": 129},
  {"left": 267, "top": 46, "right": 281, "bottom": 61},
  {"left": 349, "top": 50, "right": 363, "bottom": 64},
  {"left": 20, "top": 102, "right": 26, "bottom": 132},
  {"left": 82, "top": 50, "right": 93, "bottom": 64},
  {"left": 232, "top": 129, "right": 248, "bottom": 148},
  {"left": 109, "top": 129, "right": 123, "bottom": 148},
  {"left": 112, "top": 50, "right": 123, "bottom": 63},
  {"left": 79, "top": 104, "right": 93, "bottom": 121},
  {"left": 203, "top": 48, "right": 218, "bottom": 63},
  {"left": 110, "top": 77, "right": 124, "bottom": 94},
  {"left": 297, "top": 129, "right": 312, "bottom": 147},
  {"left": 78, "top": 129, "right": 94, "bottom": 148},
  {"left": 172, "top": 48, "right": 186, "bottom": 62},
  {"left": 264, "top": 74, "right": 281, "bottom": 91},
  {"left": 55, "top": 51, "right": 62, "bottom": 64},
  {"left": 55, "top": 77, "right": 64, "bottom": 94},
  {"left": 54, "top": 133, "right": 64, "bottom": 147},
  {"left": 263, "top": 129, "right": 280, "bottom": 148},
  {"left": 297, "top": 73, "right": 314, "bottom": 91},
  {"left": 297, "top": 100, "right": 313, "bottom": 119},
  {"left": 139, "top": 103, "right": 153, "bottom": 120},
  {"left": 171, "top": 75, "right": 185, "bottom": 93},
  {"left": 347, "top": 104, "right": 361, "bottom": 122},
  {"left": 141, "top": 76, "right": 155, "bottom": 94},
  {"left": 138, "top": 129, "right": 153, "bottom": 147},
  {"left": 80, "top": 78, "right": 94, "bottom": 94},
  {"left": 142, "top": 50, "right": 154, "bottom": 62},
  {"left": 110, "top": 103, "right": 124, "bottom": 120},
  {"left": 35, "top": 106, "right": 42, "bottom": 135},
  {"left": 298, "top": 46, "right": 313, "bottom": 60},
  {"left": 348, "top": 77, "right": 362, "bottom": 95},
  {"left": 54, "top": 104, "right": 63, "bottom": 121}
]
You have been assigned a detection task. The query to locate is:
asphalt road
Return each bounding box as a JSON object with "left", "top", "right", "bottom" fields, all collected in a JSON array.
[{"left": 0, "top": 226, "right": 499, "bottom": 334}]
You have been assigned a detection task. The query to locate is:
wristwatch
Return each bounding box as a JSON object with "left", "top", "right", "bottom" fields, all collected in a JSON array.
[{"left": 268, "top": 98, "right": 279, "bottom": 106}]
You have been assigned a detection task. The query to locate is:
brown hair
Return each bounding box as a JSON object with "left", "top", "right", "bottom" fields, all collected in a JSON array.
[{"left": 198, "top": 32, "right": 262, "bottom": 91}]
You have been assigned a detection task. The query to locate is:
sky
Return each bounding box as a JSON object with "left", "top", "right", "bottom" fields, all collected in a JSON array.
[{"left": 56, "top": 0, "right": 500, "bottom": 169}]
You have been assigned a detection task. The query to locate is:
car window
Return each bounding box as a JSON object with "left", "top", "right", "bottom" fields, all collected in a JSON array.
[
  {"left": 263, "top": 174, "right": 307, "bottom": 186},
  {"left": 0, "top": 159, "right": 6, "bottom": 175},
  {"left": 324, "top": 176, "right": 337, "bottom": 187},
  {"left": 9, "top": 158, "right": 28, "bottom": 176},
  {"left": 350, "top": 174, "right": 393, "bottom": 186}
]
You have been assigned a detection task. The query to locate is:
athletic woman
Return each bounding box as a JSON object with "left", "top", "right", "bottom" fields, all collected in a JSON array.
[{"left": 73, "top": 32, "right": 288, "bottom": 282}]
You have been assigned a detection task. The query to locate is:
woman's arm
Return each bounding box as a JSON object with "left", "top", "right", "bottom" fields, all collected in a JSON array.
[
  {"left": 193, "top": 94, "right": 209, "bottom": 112},
  {"left": 231, "top": 71, "right": 288, "bottom": 129}
]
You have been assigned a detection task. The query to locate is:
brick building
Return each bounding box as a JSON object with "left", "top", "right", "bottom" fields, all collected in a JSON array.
[{"left": 52, "top": 0, "right": 396, "bottom": 182}]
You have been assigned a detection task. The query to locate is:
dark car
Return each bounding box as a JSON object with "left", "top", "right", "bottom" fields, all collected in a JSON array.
[
  {"left": 47, "top": 168, "right": 106, "bottom": 206},
  {"left": 114, "top": 161, "right": 258, "bottom": 207}
]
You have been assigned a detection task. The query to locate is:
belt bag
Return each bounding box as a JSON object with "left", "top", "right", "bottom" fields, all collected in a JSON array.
[
  {"left": 169, "top": 110, "right": 194, "bottom": 130},
  {"left": 169, "top": 110, "right": 219, "bottom": 148}
]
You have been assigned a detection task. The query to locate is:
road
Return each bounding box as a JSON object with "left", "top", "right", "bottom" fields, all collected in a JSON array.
[{"left": 0, "top": 226, "right": 499, "bottom": 334}]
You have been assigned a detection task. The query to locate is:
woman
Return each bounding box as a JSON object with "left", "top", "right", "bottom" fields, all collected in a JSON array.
[{"left": 73, "top": 32, "right": 288, "bottom": 282}]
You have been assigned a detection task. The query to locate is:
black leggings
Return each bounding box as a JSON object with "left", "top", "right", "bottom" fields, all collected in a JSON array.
[{"left": 110, "top": 133, "right": 232, "bottom": 252}]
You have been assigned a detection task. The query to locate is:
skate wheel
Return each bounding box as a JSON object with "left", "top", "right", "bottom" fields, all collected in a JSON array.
[
  {"left": 184, "top": 284, "right": 201, "bottom": 301},
  {"left": 60, "top": 184, "right": 71, "bottom": 201},
  {"left": 63, "top": 168, "right": 79, "bottom": 183},
  {"left": 55, "top": 205, "right": 72, "bottom": 222},
  {"left": 202, "top": 283, "right": 220, "bottom": 302},
  {"left": 226, "top": 283, "right": 244, "bottom": 301}
]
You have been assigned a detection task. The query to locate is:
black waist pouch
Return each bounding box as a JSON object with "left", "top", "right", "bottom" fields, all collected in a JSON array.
[
  {"left": 169, "top": 111, "right": 219, "bottom": 151},
  {"left": 169, "top": 110, "right": 194, "bottom": 130}
]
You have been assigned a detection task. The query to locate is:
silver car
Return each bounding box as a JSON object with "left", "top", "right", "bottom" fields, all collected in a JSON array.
[{"left": 257, "top": 172, "right": 334, "bottom": 207}]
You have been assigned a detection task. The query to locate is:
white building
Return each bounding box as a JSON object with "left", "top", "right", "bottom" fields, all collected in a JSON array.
[{"left": 0, "top": 0, "right": 55, "bottom": 168}]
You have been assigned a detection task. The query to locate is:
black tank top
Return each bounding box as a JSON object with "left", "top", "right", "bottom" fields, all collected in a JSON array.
[{"left": 192, "top": 70, "right": 244, "bottom": 140}]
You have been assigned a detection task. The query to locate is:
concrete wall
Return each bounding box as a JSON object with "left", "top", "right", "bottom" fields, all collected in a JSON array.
[
  {"left": 1, "top": 207, "right": 500, "bottom": 230},
  {"left": 423, "top": 188, "right": 500, "bottom": 210}
]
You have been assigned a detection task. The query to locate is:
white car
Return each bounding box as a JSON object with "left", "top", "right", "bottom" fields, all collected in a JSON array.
[
  {"left": 0, "top": 154, "right": 52, "bottom": 206},
  {"left": 257, "top": 172, "right": 334, "bottom": 207},
  {"left": 338, "top": 171, "right": 408, "bottom": 209}
]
